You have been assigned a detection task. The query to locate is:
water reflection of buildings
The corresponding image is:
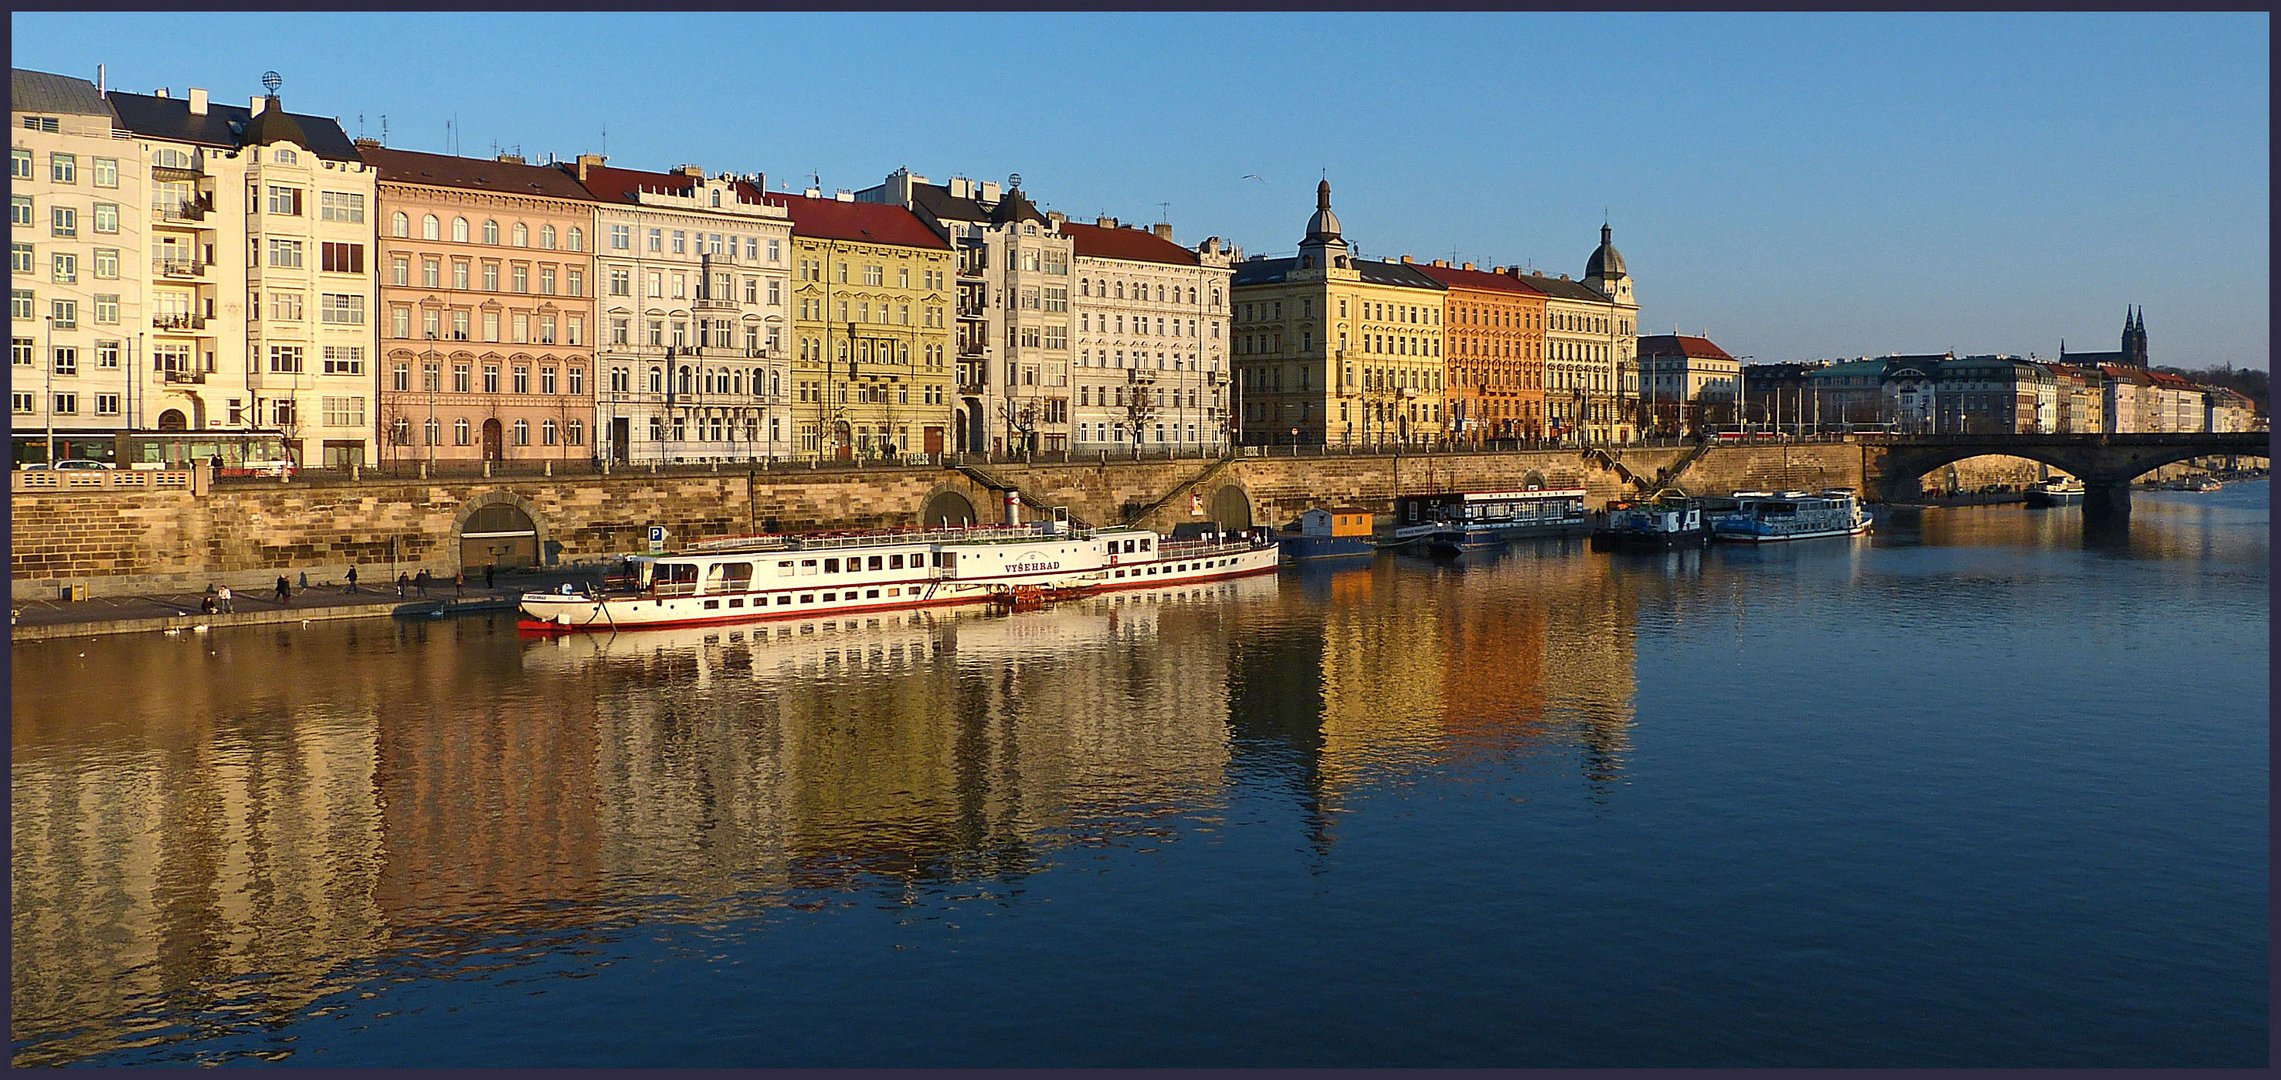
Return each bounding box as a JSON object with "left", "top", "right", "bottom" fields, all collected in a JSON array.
[{"left": 528, "top": 575, "right": 1275, "bottom": 902}]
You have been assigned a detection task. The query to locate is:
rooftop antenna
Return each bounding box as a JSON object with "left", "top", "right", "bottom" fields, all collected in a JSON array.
[
  {"left": 600, "top": 125, "right": 607, "bottom": 156},
  {"left": 96, "top": 63, "right": 104, "bottom": 95},
  {"left": 356, "top": 113, "right": 364, "bottom": 139},
  {"left": 380, "top": 114, "right": 387, "bottom": 145}
]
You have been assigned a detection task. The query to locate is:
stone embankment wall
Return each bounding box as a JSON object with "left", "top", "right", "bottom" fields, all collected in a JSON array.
[{"left": 15, "top": 445, "right": 1869, "bottom": 601}]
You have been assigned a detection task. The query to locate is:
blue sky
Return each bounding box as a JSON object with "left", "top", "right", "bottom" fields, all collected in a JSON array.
[{"left": 12, "top": 11, "right": 2270, "bottom": 369}]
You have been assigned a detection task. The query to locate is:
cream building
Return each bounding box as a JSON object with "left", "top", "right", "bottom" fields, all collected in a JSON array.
[
  {"left": 11, "top": 69, "right": 146, "bottom": 464},
  {"left": 572, "top": 156, "right": 794, "bottom": 465},
  {"left": 1060, "top": 214, "right": 1234, "bottom": 454},
  {"left": 104, "top": 77, "right": 379, "bottom": 468},
  {"left": 1232, "top": 180, "right": 1446, "bottom": 448},
  {"left": 1513, "top": 224, "right": 1636, "bottom": 444}
]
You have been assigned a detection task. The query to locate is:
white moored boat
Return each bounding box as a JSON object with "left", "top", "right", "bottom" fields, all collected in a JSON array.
[
  {"left": 518, "top": 514, "right": 1278, "bottom": 634},
  {"left": 1708, "top": 490, "right": 1873, "bottom": 543}
]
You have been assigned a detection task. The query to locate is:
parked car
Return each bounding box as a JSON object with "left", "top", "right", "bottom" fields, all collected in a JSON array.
[{"left": 53, "top": 459, "right": 113, "bottom": 470}]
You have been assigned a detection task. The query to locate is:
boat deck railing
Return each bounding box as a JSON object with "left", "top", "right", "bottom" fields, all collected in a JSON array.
[{"left": 678, "top": 523, "right": 1092, "bottom": 556}]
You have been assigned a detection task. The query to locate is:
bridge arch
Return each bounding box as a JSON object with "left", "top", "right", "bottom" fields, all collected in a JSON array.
[
  {"left": 918, "top": 484, "right": 981, "bottom": 528},
  {"left": 1206, "top": 482, "right": 1255, "bottom": 533},
  {"left": 1868, "top": 434, "right": 2269, "bottom": 500},
  {"left": 452, "top": 489, "right": 550, "bottom": 571}
]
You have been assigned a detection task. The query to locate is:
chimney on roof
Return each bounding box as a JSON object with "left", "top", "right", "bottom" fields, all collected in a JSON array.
[
  {"left": 574, "top": 152, "right": 604, "bottom": 182},
  {"left": 674, "top": 164, "right": 703, "bottom": 179},
  {"left": 834, "top": 189, "right": 853, "bottom": 202},
  {"left": 497, "top": 153, "right": 525, "bottom": 165},
  {"left": 1399, "top": 255, "right": 1414, "bottom": 265},
  {"left": 1558, "top": 273, "right": 1569, "bottom": 280},
  {"left": 949, "top": 177, "right": 970, "bottom": 198},
  {"left": 188, "top": 88, "right": 208, "bottom": 115},
  {"left": 154, "top": 87, "right": 169, "bottom": 99},
  {"left": 354, "top": 136, "right": 380, "bottom": 149},
  {"left": 979, "top": 180, "right": 1001, "bottom": 203},
  {"left": 1152, "top": 223, "right": 1172, "bottom": 241},
  {"left": 1097, "top": 216, "right": 1117, "bottom": 228},
  {"left": 1462, "top": 262, "right": 1475, "bottom": 271},
  {"left": 1046, "top": 211, "right": 1065, "bottom": 226},
  {"left": 248, "top": 94, "right": 265, "bottom": 116},
  {"left": 804, "top": 186, "right": 821, "bottom": 199}
]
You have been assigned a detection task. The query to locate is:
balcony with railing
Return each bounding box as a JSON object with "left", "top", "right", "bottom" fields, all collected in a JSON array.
[
  {"left": 153, "top": 257, "right": 206, "bottom": 279},
  {"left": 151, "top": 194, "right": 214, "bottom": 224},
  {"left": 957, "top": 364, "right": 986, "bottom": 395},
  {"left": 152, "top": 312, "right": 208, "bottom": 331},
  {"left": 160, "top": 367, "right": 207, "bottom": 385}
]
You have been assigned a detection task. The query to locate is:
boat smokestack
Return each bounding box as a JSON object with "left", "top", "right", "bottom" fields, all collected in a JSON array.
[{"left": 1004, "top": 490, "right": 1021, "bottom": 527}]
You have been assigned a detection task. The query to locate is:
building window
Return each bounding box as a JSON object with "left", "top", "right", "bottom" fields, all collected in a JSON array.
[
  {"left": 49, "top": 299, "right": 75, "bottom": 328},
  {"left": 11, "top": 196, "right": 31, "bottom": 227},
  {"left": 266, "top": 185, "right": 302, "bottom": 216},
  {"left": 267, "top": 238, "right": 304, "bottom": 268},
  {"left": 93, "top": 203, "right": 119, "bottom": 234},
  {"left": 323, "top": 346, "right": 365, "bottom": 375},
  {"left": 567, "top": 419, "right": 583, "bottom": 445},
  {"left": 540, "top": 225, "right": 556, "bottom": 250},
  {"left": 50, "top": 153, "right": 76, "bottom": 183},
  {"left": 51, "top": 346, "right": 77, "bottom": 375},
  {"left": 483, "top": 365, "right": 500, "bottom": 393},
  {"left": 52, "top": 392, "right": 77, "bottom": 415},
  {"left": 272, "top": 291, "right": 304, "bottom": 321},
  {"left": 50, "top": 253, "right": 75, "bottom": 283},
  {"left": 50, "top": 206, "right": 76, "bottom": 237},
  {"left": 541, "top": 419, "right": 557, "bottom": 445},
  {"left": 512, "top": 419, "right": 529, "bottom": 445},
  {"left": 9, "top": 149, "right": 28, "bottom": 179},
  {"left": 269, "top": 345, "right": 305, "bottom": 373},
  {"left": 453, "top": 364, "right": 471, "bottom": 392},
  {"left": 321, "top": 191, "right": 365, "bottom": 222},
  {"left": 321, "top": 242, "right": 364, "bottom": 274},
  {"left": 454, "top": 418, "right": 471, "bottom": 445},
  {"left": 93, "top": 294, "right": 118, "bottom": 324},
  {"left": 567, "top": 227, "right": 584, "bottom": 252}
]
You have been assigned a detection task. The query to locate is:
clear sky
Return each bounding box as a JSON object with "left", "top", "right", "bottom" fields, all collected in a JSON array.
[{"left": 11, "top": 11, "right": 2270, "bottom": 369}]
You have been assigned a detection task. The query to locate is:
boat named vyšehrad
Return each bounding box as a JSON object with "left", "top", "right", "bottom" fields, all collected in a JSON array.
[{"left": 519, "top": 515, "right": 1278, "bottom": 633}]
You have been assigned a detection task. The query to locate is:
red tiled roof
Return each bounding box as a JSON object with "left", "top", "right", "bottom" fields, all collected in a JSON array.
[
  {"left": 569, "top": 163, "right": 772, "bottom": 208},
  {"left": 760, "top": 191, "right": 949, "bottom": 249},
  {"left": 360, "top": 145, "right": 598, "bottom": 201},
  {"left": 1636, "top": 333, "right": 1736, "bottom": 361},
  {"left": 1410, "top": 262, "right": 1546, "bottom": 297},
  {"left": 1057, "top": 220, "right": 1198, "bottom": 266}
]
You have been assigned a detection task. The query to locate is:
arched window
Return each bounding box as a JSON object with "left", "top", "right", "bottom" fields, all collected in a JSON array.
[
  {"left": 451, "top": 217, "right": 469, "bottom": 243},
  {"left": 542, "top": 419, "right": 558, "bottom": 445},
  {"left": 1079, "top": 279, "right": 1089, "bottom": 296},
  {"left": 453, "top": 417, "right": 471, "bottom": 444},
  {"left": 423, "top": 417, "right": 441, "bottom": 446},
  {"left": 678, "top": 367, "right": 692, "bottom": 394},
  {"left": 482, "top": 219, "right": 499, "bottom": 245},
  {"left": 421, "top": 214, "right": 440, "bottom": 240},
  {"left": 512, "top": 419, "right": 529, "bottom": 445},
  {"left": 391, "top": 211, "right": 410, "bottom": 238},
  {"left": 647, "top": 367, "right": 662, "bottom": 392},
  {"left": 511, "top": 222, "right": 528, "bottom": 247},
  {"left": 539, "top": 225, "right": 556, "bottom": 250},
  {"left": 566, "top": 227, "right": 584, "bottom": 252}
]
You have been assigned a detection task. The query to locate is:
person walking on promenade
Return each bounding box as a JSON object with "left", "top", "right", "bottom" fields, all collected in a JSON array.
[
  {"left": 217, "top": 584, "right": 233, "bottom": 613},
  {"left": 416, "top": 569, "right": 431, "bottom": 597},
  {"left": 275, "top": 575, "right": 291, "bottom": 605},
  {"left": 346, "top": 565, "right": 359, "bottom": 593},
  {"left": 484, "top": 563, "right": 496, "bottom": 590},
  {"left": 453, "top": 569, "right": 465, "bottom": 598},
  {"left": 396, "top": 571, "right": 410, "bottom": 597}
]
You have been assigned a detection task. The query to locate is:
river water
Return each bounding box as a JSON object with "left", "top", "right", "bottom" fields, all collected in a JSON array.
[{"left": 11, "top": 484, "right": 2268, "bottom": 1067}]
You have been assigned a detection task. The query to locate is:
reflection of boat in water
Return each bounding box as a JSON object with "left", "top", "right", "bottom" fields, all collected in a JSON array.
[
  {"left": 520, "top": 574, "right": 1279, "bottom": 674},
  {"left": 1390, "top": 488, "right": 1590, "bottom": 556},
  {"left": 2025, "top": 476, "right": 2085, "bottom": 507},
  {"left": 1709, "top": 490, "right": 1872, "bottom": 543},
  {"left": 519, "top": 515, "right": 1277, "bottom": 634},
  {"left": 2187, "top": 476, "right": 2223, "bottom": 493}
]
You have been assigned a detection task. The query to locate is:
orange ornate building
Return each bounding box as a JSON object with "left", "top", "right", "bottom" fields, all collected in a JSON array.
[
  {"left": 1413, "top": 260, "right": 1547, "bottom": 442},
  {"left": 362, "top": 144, "right": 598, "bottom": 468}
]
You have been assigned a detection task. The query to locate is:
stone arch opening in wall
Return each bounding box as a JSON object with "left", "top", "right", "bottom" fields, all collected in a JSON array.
[
  {"left": 920, "top": 488, "right": 979, "bottom": 529},
  {"left": 157, "top": 409, "right": 187, "bottom": 431},
  {"left": 1522, "top": 469, "right": 1548, "bottom": 491},
  {"left": 1208, "top": 483, "right": 1254, "bottom": 533},
  {"left": 453, "top": 490, "right": 549, "bottom": 572}
]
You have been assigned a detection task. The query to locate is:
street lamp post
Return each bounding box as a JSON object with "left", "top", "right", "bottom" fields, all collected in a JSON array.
[{"left": 44, "top": 315, "right": 56, "bottom": 464}]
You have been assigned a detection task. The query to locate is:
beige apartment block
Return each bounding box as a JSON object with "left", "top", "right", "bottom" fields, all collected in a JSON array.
[
  {"left": 575, "top": 156, "right": 795, "bottom": 465},
  {"left": 11, "top": 69, "right": 147, "bottom": 464},
  {"left": 1060, "top": 214, "right": 1234, "bottom": 455},
  {"left": 104, "top": 77, "right": 379, "bottom": 468},
  {"left": 1232, "top": 181, "right": 1447, "bottom": 448},
  {"left": 362, "top": 145, "right": 599, "bottom": 469}
]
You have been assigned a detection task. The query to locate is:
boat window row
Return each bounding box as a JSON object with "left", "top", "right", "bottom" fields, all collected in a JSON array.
[
  {"left": 699, "top": 585, "right": 919, "bottom": 610},
  {"left": 775, "top": 551, "right": 937, "bottom": 577},
  {"left": 1108, "top": 556, "right": 1239, "bottom": 580},
  {"left": 1113, "top": 536, "right": 1153, "bottom": 554}
]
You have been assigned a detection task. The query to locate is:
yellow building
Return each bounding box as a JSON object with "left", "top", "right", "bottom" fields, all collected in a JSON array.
[
  {"left": 1231, "top": 181, "right": 1447, "bottom": 448},
  {"left": 766, "top": 190, "right": 955, "bottom": 460}
]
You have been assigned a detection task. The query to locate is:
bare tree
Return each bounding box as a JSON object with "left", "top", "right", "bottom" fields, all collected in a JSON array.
[{"left": 1122, "top": 378, "right": 1157, "bottom": 455}]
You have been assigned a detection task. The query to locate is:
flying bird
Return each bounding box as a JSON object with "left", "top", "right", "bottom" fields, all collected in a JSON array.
[{"left": 1241, "top": 174, "right": 1265, "bottom": 183}]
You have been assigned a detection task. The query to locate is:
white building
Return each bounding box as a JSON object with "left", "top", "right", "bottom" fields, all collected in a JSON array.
[
  {"left": 1059, "top": 214, "right": 1234, "bottom": 454},
  {"left": 573, "top": 156, "right": 794, "bottom": 465},
  {"left": 105, "top": 77, "right": 380, "bottom": 467},
  {"left": 11, "top": 68, "right": 147, "bottom": 464}
]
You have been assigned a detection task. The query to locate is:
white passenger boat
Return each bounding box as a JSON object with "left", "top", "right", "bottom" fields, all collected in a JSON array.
[
  {"left": 2025, "top": 476, "right": 2085, "bottom": 507},
  {"left": 1708, "top": 490, "right": 1872, "bottom": 543},
  {"left": 518, "top": 515, "right": 1279, "bottom": 633}
]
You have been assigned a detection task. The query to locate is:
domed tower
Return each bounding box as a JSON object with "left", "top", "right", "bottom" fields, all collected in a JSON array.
[
  {"left": 1293, "top": 178, "right": 1356, "bottom": 281},
  {"left": 1583, "top": 222, "right": 1632, "bottom": 306}
]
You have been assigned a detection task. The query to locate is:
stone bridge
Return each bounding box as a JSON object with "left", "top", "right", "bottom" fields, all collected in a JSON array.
[{"left": 1863, "top": 432, "right": 2271, "bottom": 514}]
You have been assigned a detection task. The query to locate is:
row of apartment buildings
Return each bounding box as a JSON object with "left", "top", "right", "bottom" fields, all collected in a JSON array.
[
  {"left": 1637, "top": 328, "right": 2259, "bottom": 436},
  {"left": 11, "top": 68, "right": 1245, "bottom": 468}
]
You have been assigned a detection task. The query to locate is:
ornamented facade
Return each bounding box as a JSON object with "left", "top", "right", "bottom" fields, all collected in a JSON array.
[
  {"left": 1232, "top": 181, "right": 1447, "bottom": 448},
  {"left": 1413, "top": 260, "right": 1547, "bottom": 442},
  {"left": 1060, "top": 215, "right": 1234, "bottom": 454},
  {"left": 363, "top": 145, "right": 597, "bottom": 468},
  {"left": 575, "top": 156, "right": 793, "bottom": 465},
  {"left": 766, "top": 189, "right": 954, "bottom": 460},
  {"left": 1634, "top": 333, "right": 1741, "bottom": 435}
]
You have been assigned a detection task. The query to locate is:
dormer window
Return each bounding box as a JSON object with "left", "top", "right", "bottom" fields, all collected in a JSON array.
[
  {"left": 274, "top": 148, "right": 297, "bottom": 164},
  {"left": 711, "top": 189, "right": 722, "bottom": 207}
]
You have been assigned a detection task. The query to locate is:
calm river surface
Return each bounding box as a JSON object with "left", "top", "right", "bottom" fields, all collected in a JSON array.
[{"left": 12, "top": 484, "right": 2269, "bottom": 1067}]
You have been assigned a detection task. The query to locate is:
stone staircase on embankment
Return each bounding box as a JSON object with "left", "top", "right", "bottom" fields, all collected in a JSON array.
[
  {"left": 952, "top": 462, "right": 1096, "bottom": 528},
  {"left": 1121, "top": 455, "right": 1238, "bottom": 528}
]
